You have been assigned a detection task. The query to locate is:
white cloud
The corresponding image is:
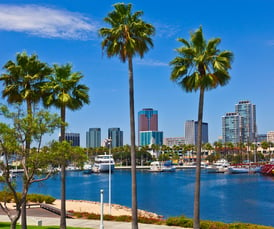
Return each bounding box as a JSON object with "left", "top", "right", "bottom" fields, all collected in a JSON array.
[
  {"left": 154, "top": 22, "right": 181, "bottom": 39},
  {"left": 136, "top": 58, "right": 168, "bottom": 66},
  {"left": 267, "top": 40, "right": 274, "bottom": 46},
  {"left": 0, "top": 4, "right": 99, "bottom": 40}
]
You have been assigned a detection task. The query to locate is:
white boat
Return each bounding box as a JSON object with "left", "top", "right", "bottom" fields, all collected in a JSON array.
[
  {"left": 149, "top": 160, "right": 176, "bottom": 172},
  {"left": 149, "top": 161, "right": 162, "bottom": 172},
  {"left": 228, "top": 165, "right": 261, "bottom": 174},
  {"left": 206, "top": 159, "right": 230, "bottom": 173},
  {"left": 92, "top": 154, "right": 115, "bottom": 173},
  {"left": 82, "top": 163, "right": 93, "bottom": 174},
  {"left": 66, "top": 165, "right": 80, "bottom": 171}
]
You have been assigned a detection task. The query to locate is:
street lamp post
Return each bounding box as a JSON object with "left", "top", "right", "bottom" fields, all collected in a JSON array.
[
  {"left": 100, "top": 189, "right": 104, "bottom": 229},
  {"left": 105, "top": 138, "right": 112, "bottom": 215}
]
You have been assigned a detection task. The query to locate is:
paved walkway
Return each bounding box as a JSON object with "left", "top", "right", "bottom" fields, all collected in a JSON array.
[{"left": 0, "top": 215, "right": 186, "bottom": 229}]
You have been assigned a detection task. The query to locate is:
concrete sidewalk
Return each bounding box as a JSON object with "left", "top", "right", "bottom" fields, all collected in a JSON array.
[{"left": 0, "top": 215, "right": 186, "bottom": 229}]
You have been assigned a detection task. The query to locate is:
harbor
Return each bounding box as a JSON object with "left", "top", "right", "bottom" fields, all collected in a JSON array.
[{"left": 2, "top": 168, "right": 273, "bottom": 227}]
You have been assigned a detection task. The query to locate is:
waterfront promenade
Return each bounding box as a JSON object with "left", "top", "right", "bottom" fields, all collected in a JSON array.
[{"left": 0, "top": 214, "right": 185, "bottom": 229}]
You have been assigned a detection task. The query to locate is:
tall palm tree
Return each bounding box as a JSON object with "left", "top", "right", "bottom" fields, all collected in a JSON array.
[
  {"left": 42, "top": 63, "right": 89, "bottom": 229},
  {"left": 170, "top": 27, "right": 233, "bottom": 229},
  {"left": 99, "top": 3, "right": 155, "bottom": 228},
  {"left": 0, "top": 52, "right": 52, "bottom": 229}
]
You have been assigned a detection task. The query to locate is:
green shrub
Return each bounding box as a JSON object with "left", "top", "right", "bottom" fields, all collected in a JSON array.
[
  {"left": 86, "top": 213, "right": 100, "bottom": 220},
  {"left": 165, "top": 216, "right": 273, "bottom": 229},
  {"left": 200, "top": 220, "right": 228, "bottom": 229},
  {"left": 0, "top": 191, "right": 13, "bottom": 202},
  {"left": 113, "top": 215, "right": 131, "bottom": 222},
  {"left": 44, "top": 195, "right": 56, "bottom": 204},
  {"left": 166, "top": 216, "right": 193, "bottom": 228}
]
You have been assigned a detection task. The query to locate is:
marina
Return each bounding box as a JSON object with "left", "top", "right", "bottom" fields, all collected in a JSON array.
[{"left": 2, "top": 168, "right": 273, "bottom": 227}]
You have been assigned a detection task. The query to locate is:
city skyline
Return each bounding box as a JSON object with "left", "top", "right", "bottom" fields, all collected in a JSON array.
[{"left": 0, "top": 1, "right": 274, "bottom": 147}]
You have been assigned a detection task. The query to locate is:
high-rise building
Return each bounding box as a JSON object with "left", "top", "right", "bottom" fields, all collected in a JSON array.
[
  {"left": 108, "top": 128, "right": 123, "bottom": 148},
  {"left": 222, "top": 100, "right": 257, "bottom": 144},
  {"left": 235, "top": 100, "right": 257, "bottom": 143},
  {"left": 222, "top": 112, "right": 242, "bottom": 144},
  {"left": 138, "top": 108, "right": 158, "bottom": 132},
  {"left": 65, "top": 133, "right": 80, "bottom": 146},
  {"left": 184, "top": 120, "right": 208, "bottom": 145},
  {"left": 139, "top": 131, "right": 163, "bottom": 146},
  {"left": 164, "top": 137, "right": 185, "bottom": 147},
  {"left": 86, "top": 128, "right": 101, "bottom": 148},
  {"left": 138, "top": 108, "right": 163, "bottom": 146}
]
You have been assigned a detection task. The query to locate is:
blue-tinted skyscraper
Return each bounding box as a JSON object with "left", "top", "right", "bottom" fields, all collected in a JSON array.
[
  {"left": 65, "top": 133, "right": 80, "bottom": 146},
  {"left": 222, "top": 112, "right": 242, "bottom": 144},
  {"left": 235, "top": 100, "right": 256, "bottom": 143},
  {"left": 108, "top": 128, "right": 123, "bottom": 148},
  {"left": 185, "top": 120, "right": 208, "bottom": 145},
  {"left": 139, "top": 131, "right": 163, "bottom": 146},
  {"left": 86, "top": 128, "right": 101, "bottom": 148},
  {"left": 222, "top": 100, "right": 257, "bottom": 144}
]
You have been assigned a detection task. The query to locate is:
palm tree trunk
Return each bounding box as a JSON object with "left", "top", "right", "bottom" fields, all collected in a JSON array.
[
  {"left": 128, "top": 57, "right": 138, "bottom": 229},
  {"left": 193, "top": 88, "right": 204, "bottom": 229},
  {"left": 60, "top": 106, "right": 67, "bottom": 229}
]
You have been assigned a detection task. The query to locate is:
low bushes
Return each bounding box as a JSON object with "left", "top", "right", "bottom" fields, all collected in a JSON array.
[
  {"left": 0, "top": 191, "right": 55, "bottom": 204},
  {"left": 70, "top": 212, "right": 273, "bottom": 228},
  {"left": 166, "top": 216, "right": 274, "bottom": 229},
  {"left": 26, "top": 193, "right": 55, "bottom": 204},
  {"left": 69, "top": 211, "right": 165, "bottom": 225}
]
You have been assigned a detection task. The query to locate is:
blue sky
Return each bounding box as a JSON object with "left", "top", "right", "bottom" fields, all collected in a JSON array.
[{"left": 0, "top": 0, "right": 274, "bottom": 146}]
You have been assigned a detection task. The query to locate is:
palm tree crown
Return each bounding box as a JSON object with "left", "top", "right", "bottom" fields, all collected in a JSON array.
[
  {"left": 170, "top": 26, "right": 233, "bottom": 92},
  {"left": 0, "top": 52, "right": 52, "bottom": 112},
  {"left": 43, "top": 63, "right": 89, "bottom": 111},
  {"left": 99, "top": 3, "right": 155, "bottom": 62}
]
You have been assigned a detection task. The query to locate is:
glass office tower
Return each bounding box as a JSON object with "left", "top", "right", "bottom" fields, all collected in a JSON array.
[
  {"left": 222, "top": 112, "right": 242, "bottom": 144},
  {"left": 184, "top": 120, "right": 208, "bottom": 145},
  {"left": 235, "top": 100, "right": 257, "bottom": 143},
  {"left": 108, "top": 128, "right": 123, "bottom": 148},
  {"left": 138, "top": 108, "right": 163, "bottom": 146},
  {"left": 86, "top": 128, "right": 101, "bottom": 148},
  {"left": 65, "top": 133, "right": 80, "bottom": 146}
]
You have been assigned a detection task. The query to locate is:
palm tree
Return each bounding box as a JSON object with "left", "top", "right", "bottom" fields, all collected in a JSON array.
[
  {"left": 170, "top": 27, "right": 233, "bottom": 229},
  {"left": 42, "top": 63, "right": 89, "bottom": 229},
  {"left": 0, "top": 52, "right": 52, "bottom": 229},
  {"left": 99, "top": 3, "right": 155, "bottom": 228}
]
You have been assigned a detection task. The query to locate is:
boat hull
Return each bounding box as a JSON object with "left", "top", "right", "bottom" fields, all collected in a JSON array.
[
  {"left": 260, "top": 164, "right": 274, "bottom": 176},
  {"left": 92, "top": 163, "right": 115, "bottom": 173},
  {"left": 149, "top": 160, "right": 176, "bottom": 172},
  {"left": 228, "top": 166, "right": 261, "bottom": 174}
]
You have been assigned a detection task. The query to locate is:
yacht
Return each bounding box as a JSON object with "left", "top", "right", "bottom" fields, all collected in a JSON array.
[
  {"left": 149, "top": 160, "right": 176, "bottom": 172},
  {"left": 206, "top": 159, "right": 230, "bottom": 173},
  {"left": 92, "top": 154, "right": 115, "bottom": 173}
]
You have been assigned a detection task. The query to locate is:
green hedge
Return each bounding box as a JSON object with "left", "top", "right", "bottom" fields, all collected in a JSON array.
[
  {"left": 0, "top": 191, "right": 55, "bottom": 204},
  {"left": 166, "top": 216, "right": 273, "bottom": 229}
]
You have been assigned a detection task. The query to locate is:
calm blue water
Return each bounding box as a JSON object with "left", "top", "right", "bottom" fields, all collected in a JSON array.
[{"left": 2, "top": 169, "right": 274, "bottom": 226}]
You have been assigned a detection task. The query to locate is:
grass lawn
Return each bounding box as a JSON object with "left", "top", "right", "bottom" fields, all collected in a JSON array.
[{"left": 0, "top": 222, "right": 93, "bottom": 229}]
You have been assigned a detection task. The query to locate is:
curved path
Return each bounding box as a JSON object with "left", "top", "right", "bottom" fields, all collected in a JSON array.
[{"left": 0, "top": 207, "right": 186, "bottom": 229}]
